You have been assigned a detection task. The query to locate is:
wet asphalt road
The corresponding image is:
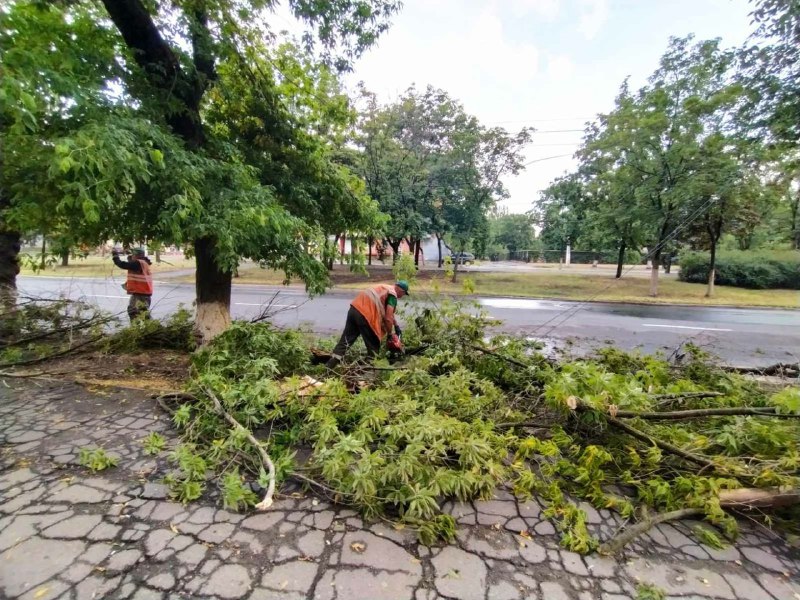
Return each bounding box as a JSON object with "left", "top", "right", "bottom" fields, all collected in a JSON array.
[{"left": 17, "top": 276, "right": 799, "bottom": 366}]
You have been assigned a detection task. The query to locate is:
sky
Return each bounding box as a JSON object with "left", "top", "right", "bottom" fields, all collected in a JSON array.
[{"left": 276, "top": 0, "right": 757, "bottom": 214}]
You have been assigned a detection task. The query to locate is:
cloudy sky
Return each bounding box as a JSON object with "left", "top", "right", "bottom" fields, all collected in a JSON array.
[{"left": 279, "top": 0, "right": 756, "bottom": 213}]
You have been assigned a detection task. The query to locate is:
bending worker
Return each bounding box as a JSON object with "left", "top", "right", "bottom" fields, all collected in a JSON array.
[
  {"left": 326, "top": 281, "right": 409, "bottom": 368},
  {"left": 112, "top": 247, "right": 153, "bottom": 322}
]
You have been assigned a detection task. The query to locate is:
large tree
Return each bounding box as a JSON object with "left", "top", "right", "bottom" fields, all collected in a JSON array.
[{"left": 1, "top": 0, "right": 401, "bottom": 342}]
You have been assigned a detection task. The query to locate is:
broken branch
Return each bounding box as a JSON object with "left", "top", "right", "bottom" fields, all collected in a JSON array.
[
  {"left": 614, "top": 406, "right": 799, "bottom": 420},
  {"left": 200, "top": 385, "right": 276, "bottom": 510}
]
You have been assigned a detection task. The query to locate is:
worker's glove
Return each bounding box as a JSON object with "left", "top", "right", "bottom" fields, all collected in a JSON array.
[
  {"left": 394, "top": 324, "right": 402, "bottom": 339},
  {"left": 387, "top": 333, "right": 404, "bottom": 353}
]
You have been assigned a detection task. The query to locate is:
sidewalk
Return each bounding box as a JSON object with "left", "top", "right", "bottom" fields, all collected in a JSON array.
[{"left": 1, "top": 379, "right": 798, "bottom": 600}]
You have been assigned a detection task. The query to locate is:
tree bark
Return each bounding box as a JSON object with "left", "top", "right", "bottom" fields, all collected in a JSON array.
[
  {"left": 387, "top": 238, "right": 401, "bottom": 264},
  {"left": 194, "top": 237, "right": 231, "bottom": 344},
  {"left": 706, "top": 237, "right": 716, "bottom": 298},
  {"left": 40, "top": 237, "right": 47, "bottom": 271},
  {"left": 649, "top": 254, "right": 660, "bottom": 297},
  {"left": 614, "top": 406, "right": 798, "bottom": 420},
  {"left": 61, "top": 250, "right": 69, "bottom": 267},
  {"left": 367, "top": 235, "right": 373, "bottom": 266},
  {"left": 615, "top": 240, "right": 626, "bottom": 279},
  {"left": 0, "top": 229, "right": 21, "bottom": 337},
  {"left": 437, "top": 234, "right": 443, "bottom": 268},
  {"left": 413, "top": 238, "right": 421, "bottom": 267}
]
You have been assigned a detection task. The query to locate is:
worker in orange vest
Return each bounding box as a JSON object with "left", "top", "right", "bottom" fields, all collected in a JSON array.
[
  {"left": 112, "top": 247, "right": 154, "bottom": 322},
  {"left": 326, "top": 281, "right": 409, "bottom": 368}
]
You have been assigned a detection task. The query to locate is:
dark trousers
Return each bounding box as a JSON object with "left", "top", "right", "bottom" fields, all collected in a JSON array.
[
  {"left": 327, "top": 306, "right": 381, "bottom": 367},
  {"left": 128, "top": 294, "right": 152, "bottom": 322}
]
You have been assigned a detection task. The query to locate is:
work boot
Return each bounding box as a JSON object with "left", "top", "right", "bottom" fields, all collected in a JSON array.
[{"left": 325, "top": 355, "right": 342, "bottom": 370}]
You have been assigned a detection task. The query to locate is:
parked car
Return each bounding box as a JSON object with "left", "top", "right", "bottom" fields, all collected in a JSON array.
[{"left": 451, "top": 251, "right": 475, "bottom": 264}]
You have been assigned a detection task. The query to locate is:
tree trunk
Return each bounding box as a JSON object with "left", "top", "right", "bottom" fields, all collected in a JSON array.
[
  {"left": 706, "top": 238, "right": 717, "bottom": 298},
  {"left": 367, "top": 235, "right": 373, "bottom": 266},
  {"left": 61, "top": 250, "right": 69, "bottom": 267},
  {"left": 791, "top": 190, "right": 799, "bottom": 250},
  {"left": 0, "top": 229, "right": 21, "bottom": 337},
  {"left": 388, "top": 239, "right": 401, "bottom": 264},
  {"left": 437, "top": 235, "right": 443, "bottom": 268},
  {"left": 40, "top": 237, "right": 47, "bottom": 271},
  {"left": 155, "top": 247, "right": 161, "bottom": 263},
  {"left": 413, "top": 238, "right": 421, "bottom": 267},
  {"left": 194, "top": 237, "right": 232, "bottom": 345},
  {"left": 649, "top": 254, "right": 660, "bottom": 297},
  {"left": 615, "top": 240, "right": 626, "bottom": 279}
]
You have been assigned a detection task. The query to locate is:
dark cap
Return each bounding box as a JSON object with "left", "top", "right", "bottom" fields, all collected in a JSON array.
[{"left": 396, "top": 280, "right": 410, "bottom": 295}]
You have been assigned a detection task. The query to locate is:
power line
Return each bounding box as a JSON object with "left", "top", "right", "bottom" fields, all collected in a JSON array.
[{"left": 522, "top": 154, "right": 574, "bottom": 166}]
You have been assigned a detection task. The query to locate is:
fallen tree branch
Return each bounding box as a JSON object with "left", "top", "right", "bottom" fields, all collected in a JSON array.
[
  {"left": 653, "top": 391, "right": 724, "bottom": 403},
  {"left": 0, "top": 335, "right": 103, "bottom": 369},
  {"left": 200, "top": 385, "right": 276, "bottom": 510},
  {"left": 604, "top": 414, "right": 720, "bottom": 472},
  {"left": 615, "top": 406, "right": 800, "bottom": 420},
  {"left": 723, "top": 362, "right": 799, "bottom": 377},
  {"left": 468, "top": 344, "right": 532, "bottom": 369},
  {"left": 598, "top": 487, "right": 800, "bottom": 555}
]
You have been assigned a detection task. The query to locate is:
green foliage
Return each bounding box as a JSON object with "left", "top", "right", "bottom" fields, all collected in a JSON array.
[
  {"left": 770, "top": 388, "right": 800, "bottom": 415},
  {"left": 679, "top": 250, "right": 800, "bottom": 289},
  {"left": 161, "top": 301, "right": 798, "bottom": 552},
  {"left": 636, "top": 583, "right": 666, "bottom": 600},
  {"left": 106, "top": 308, "right": 195, "bottom": 353},
  {"left": 392, "top": 253, "right": 418, "bottom": 284},
  {"left": 78, "top": 447, "right": 118, "bottom": 472},
  {"left": 142, "top": 432, "right": 167, "bottom": 456}
]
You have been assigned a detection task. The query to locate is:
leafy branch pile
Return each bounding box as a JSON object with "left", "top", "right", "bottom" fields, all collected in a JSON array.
[{"left": 158, "top": 301, "right": 799, "bottom": 553}]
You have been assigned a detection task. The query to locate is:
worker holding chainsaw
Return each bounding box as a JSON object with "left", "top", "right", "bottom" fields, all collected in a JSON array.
[
  {"left": 326, "top": 281, "right": 409, "bottom": 369},
  {"left": 112, "top": 246, "right": 154, "bottom": 322}
]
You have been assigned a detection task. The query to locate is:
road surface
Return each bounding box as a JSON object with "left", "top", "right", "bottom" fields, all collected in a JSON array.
[{"left": 17, "top": 275, "right": 800, "bottom": 366}]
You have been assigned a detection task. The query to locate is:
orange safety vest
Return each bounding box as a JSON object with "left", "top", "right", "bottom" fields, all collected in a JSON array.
[
  {"left": 126, "top": 259, "right": 153, "bottom": 295},
  {"left": 351, "top": 284, "right": 397, "bottom": 339}
]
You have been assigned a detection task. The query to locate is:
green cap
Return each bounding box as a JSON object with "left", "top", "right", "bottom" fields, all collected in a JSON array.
[
  {"left": 396, "top": 280, "right": 410, "bottom": 295},
  {"left": 132, "top": 247, "right": 146, "bottom": 256}
]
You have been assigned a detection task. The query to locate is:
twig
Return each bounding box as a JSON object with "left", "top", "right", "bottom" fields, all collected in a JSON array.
[
  {"left": 200, "top": 385, "right": 277, "bottom": 510},
  {"left": 468, "top": 344, "right": 532, "bottom": 369},
  {"left": 0, "top": 335, "right": 103, "bottom": 369},
  {"left": 615, "top": 406, "right": 800, "bottom": 420},
  {"left": 723, "top": 362, "right": 799, "bottom": 377},
  {"left": 653, "top": 391, "right": 724, "bottom": 401},
  {"left": 604, "top": 414, "right": 719, "bottom": 472}
]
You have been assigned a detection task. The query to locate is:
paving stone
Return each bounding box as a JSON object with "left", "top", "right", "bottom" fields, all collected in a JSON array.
[
  {"left": 147, "top": 572, "right": 176, "bottom": 590},
  {"left": 88, "top": 522, "right": 122, "bottom": 541},
  {"left": 756, "top": 573, "right": 800, "bottom": 600},
  {"left": 297, "top": 529, "right": 326, "bottom": 558},
  {"left": 601, "top": 579, "right": 622, "bottom": 593},
  {"left": 50, "top": 483, "right": 109, "bottom": 503},
  {"left": 475, "top": 500, "right": 518, "bottom": 517},
  {"left": 261, "top": 560, "right": 318, "bottom": 593},
  {"left": 462, "top": 529, "right": 519, "bottom": 560},
  {"left": 539, "top": 581, "right": 570, "bottom": 600},
  {"left": 106, "top": 549, "right": 142, "bottom": 572},
  {"left": 504, "top": 517, "right": 528, "bottom": 533},
  {"left": 661, "top": 524, "right": 694, "bottom": 548},
  {"left": 624, "top": 558, "right": 735, "bottom": 600},
  {"left": 83, "top": 541, "right": 114, "bottom": 563},
  {"left": 340, "top": 532, "right": 422, "bottom": 575},
  {"left": 62, "top": 560, "right": 95, "bottom": 583},
  {"left": 432, "top": 546, "right": 487, "bottom": 600},
  {"left": 315, "top": 568, "right": 418, "bottom": 600},
  {"left": 204, "top": 564, "right": 252, "bottom": 599},
  {"left": 199, "top": 522, "right": 236, "bottom": 544},
  {"left": 177, "top": 544, "right": 207, "bottom": 567},
  {"left": 141, "top": 483, "right": 169, "bottom": 500},
  {"left": 144, "top": 529, "right": 175, "bottom": 557},
  {"left": 130, "top": 588, "right": 164, "bottom": 600},
  {"left": 0, "top": 537, "right": 85, "bottom": 597},
  {"left": 241, "top": 512, "right": 284, "bottom": 531},
  {"left": 585, "top": 556, "right": 617, "bottom": 578},
  {"left": 370, "top": 522, "right": 416, "bottom": 544},
  {"left": 488, "top": 580, "right": 522, "bottom": 600},
  {"left": 534, "top": 520, "right": 556, "bottom": 536},
  {"left": 149, "top": 501, "right": 185, "bottom": 522},
  {"left": 73, "top": 574, "right": 122, "bottom": 599},
  {"left": 188, "top": 507, "right": 216, "bottom": 524},
  {"left": 577, "top": 502, "right": 602, "bottom": 524},
  {"left": 721, "top": 572, "right": 772, "bottom": 600},
  {"left": 561, "top": 551, "right": 588, "bottom": 576},
  {"left": 42, "top": 514, "right": 102, "bottom": 539},
  {"left": 518, "top": 538, "right": 547, "bottom": 564},
  {"left": 741, "top": 546, "right": 786, "bottom": 572}
]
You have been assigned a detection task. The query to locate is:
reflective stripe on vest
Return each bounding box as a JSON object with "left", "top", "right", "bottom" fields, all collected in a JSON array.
[
  {"left": 126, "top": 259, "right": 153, "bottom": 295},
  {"left": 351, "top": 284, "right": 396, "bottom": 339}
]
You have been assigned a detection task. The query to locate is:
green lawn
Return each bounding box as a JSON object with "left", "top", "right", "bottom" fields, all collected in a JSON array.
[{"left": 20, "top": 254, "right": 196, "bottom": 278}]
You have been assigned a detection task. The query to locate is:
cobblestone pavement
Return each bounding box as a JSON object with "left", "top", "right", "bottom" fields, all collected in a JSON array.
[{"left": 1, "top": 380, "right": 799, "bottom": 600}]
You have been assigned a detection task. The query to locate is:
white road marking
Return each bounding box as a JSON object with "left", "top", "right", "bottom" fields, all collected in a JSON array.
[
  {"left": 642, "top": 324, "right": 732, "bottom": 332},
  {"left": 234, "top": 302, "right": 298, "bottom": 308},
  {"left": 91, "top": 294, "right": 128, "bottom": 299}
]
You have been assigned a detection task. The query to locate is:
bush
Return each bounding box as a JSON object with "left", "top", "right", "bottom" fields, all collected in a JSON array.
[{"left": 678, "top": 250, "right": 800, "bottom": 289}]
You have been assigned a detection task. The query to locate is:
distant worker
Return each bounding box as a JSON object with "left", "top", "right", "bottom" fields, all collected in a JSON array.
[
  {"left": 112, "top": 247, "right": 153, "bottom": 322},
  {"left": 326, "top": 281, "right": 409, "bottom": 368}
]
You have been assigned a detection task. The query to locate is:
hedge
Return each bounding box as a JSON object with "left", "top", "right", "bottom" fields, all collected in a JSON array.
[{"left": 678, "top": 250, "right": 800, "bottom": 289}]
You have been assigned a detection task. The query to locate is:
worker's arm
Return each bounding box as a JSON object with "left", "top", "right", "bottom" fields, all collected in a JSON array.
[
  {"left": 112, "top": 252, "right": 141, "bottom": 272},
  {"left": 384, "top": 295, "right": 399, "bottom": 335}
]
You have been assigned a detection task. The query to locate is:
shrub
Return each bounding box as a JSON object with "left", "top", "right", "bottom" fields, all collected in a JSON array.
[{"left": 678, "top": 250, "right": 800, "bottom": 289}]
